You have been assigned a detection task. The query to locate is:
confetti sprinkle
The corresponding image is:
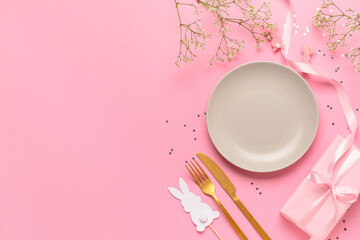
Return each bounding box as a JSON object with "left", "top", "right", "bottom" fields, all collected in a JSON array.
[
  {"left": 304, "top": 33, "right": 307, "bottom": 36},
  {"left": 295, "top": 30, "right": 298, "bottom": 34},
  {"left": 323, "top": 33, "right": 326, "bottom": 36},
  {"left": 296, "top": 25, "right": 299, "bottom": 29},
  {"left": 293, "top": 14, "right": 296, "bottom": 17}
]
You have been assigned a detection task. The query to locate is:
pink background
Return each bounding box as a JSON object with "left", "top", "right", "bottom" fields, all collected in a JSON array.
[{"left": 0, "top": 0, "right": 359, "bottom": 239}]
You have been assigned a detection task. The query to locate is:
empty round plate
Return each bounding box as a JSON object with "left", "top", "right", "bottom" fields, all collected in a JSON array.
[{"left": 207, "top": 61, "right": 319, "bottom": 172}]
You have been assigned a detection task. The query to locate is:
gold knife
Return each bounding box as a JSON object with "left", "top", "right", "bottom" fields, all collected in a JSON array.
[{"left": 197, "top": 153, "right": 271, "bottom": 240}]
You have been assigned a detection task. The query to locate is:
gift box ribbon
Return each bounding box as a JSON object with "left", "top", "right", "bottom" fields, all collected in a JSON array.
[{"left": 276, "top": 1, "right": 359, "bottom": 239}]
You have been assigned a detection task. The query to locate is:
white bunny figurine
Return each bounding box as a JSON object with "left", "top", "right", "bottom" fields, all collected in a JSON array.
[{"left": 168, "top": 177, "right": 220, "bottom": 232}]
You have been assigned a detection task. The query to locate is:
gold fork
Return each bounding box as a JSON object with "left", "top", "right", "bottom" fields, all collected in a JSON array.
[{"left": 186, "top": 159, "right": 248, "bottom": 240}]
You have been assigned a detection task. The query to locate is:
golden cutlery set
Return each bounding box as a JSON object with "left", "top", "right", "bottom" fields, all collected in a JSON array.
[{"left": 186, "top": 153, "right": 271, "bottom": 240}]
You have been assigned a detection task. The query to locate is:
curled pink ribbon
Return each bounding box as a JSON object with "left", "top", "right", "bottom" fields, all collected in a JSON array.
[{"left": 279, "top": 3, "right": 359, "bottom": 240}]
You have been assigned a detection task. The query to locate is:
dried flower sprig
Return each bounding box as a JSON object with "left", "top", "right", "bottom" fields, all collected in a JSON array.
[
  {"left": 174, "top": 1, "right": 211, "bottom": 67},
  {"left": 313, "top": 0, "right": 360, "bottom": 72},
  {"left": 347, "top": 47, "right": 360, "bottom": 71},
  {"left": 174, "top": 0, "right": 274, "bottom": 66}
]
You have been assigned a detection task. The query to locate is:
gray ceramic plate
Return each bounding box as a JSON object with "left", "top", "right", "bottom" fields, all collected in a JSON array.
[{"left": 207, "top": 62, "right": 319, "bottom": 172}]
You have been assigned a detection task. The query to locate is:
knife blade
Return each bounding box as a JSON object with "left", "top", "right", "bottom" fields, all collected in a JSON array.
[{"left": 197, "top": 152, "right": 271, "bottom": 240}]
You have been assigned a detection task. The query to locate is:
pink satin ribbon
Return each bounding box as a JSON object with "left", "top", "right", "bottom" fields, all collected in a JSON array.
[{"left": 278, "top": 3, "right": 359, "bottom": 240}]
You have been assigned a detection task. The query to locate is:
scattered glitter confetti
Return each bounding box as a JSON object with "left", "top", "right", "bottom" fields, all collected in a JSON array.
[
  {"left": 341, "top": 54, "right": 345, "bottom": 57},
  {"left": 304, "top": 33, "right": 307, "bottom": 36},
  {"left": 329, "top": 9, "right": 333, "bottom": 12},
  {"left": 323, "top": 33, "right": 326, "bottom": 36},
  {"left": 293, "top": 14, "right": 296, "bottom": 17},
  {"left": 293, "top": 23, "right": 296, "bottom": 26},
  {"left": 296, "top": 25, "right": 299, "bottom": 29},
  {"left": 295, "top": 30, "right": 298, "bottom": 34}
]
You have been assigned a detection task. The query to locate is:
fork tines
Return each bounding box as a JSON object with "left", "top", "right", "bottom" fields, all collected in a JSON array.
[{"left": 185, "top": 159, "right": 209, "bottom": 185}]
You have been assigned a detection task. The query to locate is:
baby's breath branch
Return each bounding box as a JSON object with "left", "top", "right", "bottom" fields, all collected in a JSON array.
[
  {"left": 174, "top": 0, "right": 210, "bottom": 67},
  {"left": 347, "top": 48, "right": 360, "bottom": 72},
  {"left": 174, "top": 0, "right": 273, "bottom": 67},
  {"left": 313, "top": 0, "right": 360, "bottom": 72},
  {"left": 198, "top": 0, "right": 273, "bottom": 65}
]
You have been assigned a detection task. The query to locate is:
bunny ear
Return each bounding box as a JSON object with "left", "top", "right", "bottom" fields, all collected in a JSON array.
[
  {"left": 168, "top": 187, "right": 183, "bottom": 200},
  {"left": 179, "top": 177, "right": 189, "bottom": 194}
]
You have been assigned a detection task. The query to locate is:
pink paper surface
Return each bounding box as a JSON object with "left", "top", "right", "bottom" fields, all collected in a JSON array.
[{"left": 0, "top": 0, "right": 360, "bottom": 240}]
